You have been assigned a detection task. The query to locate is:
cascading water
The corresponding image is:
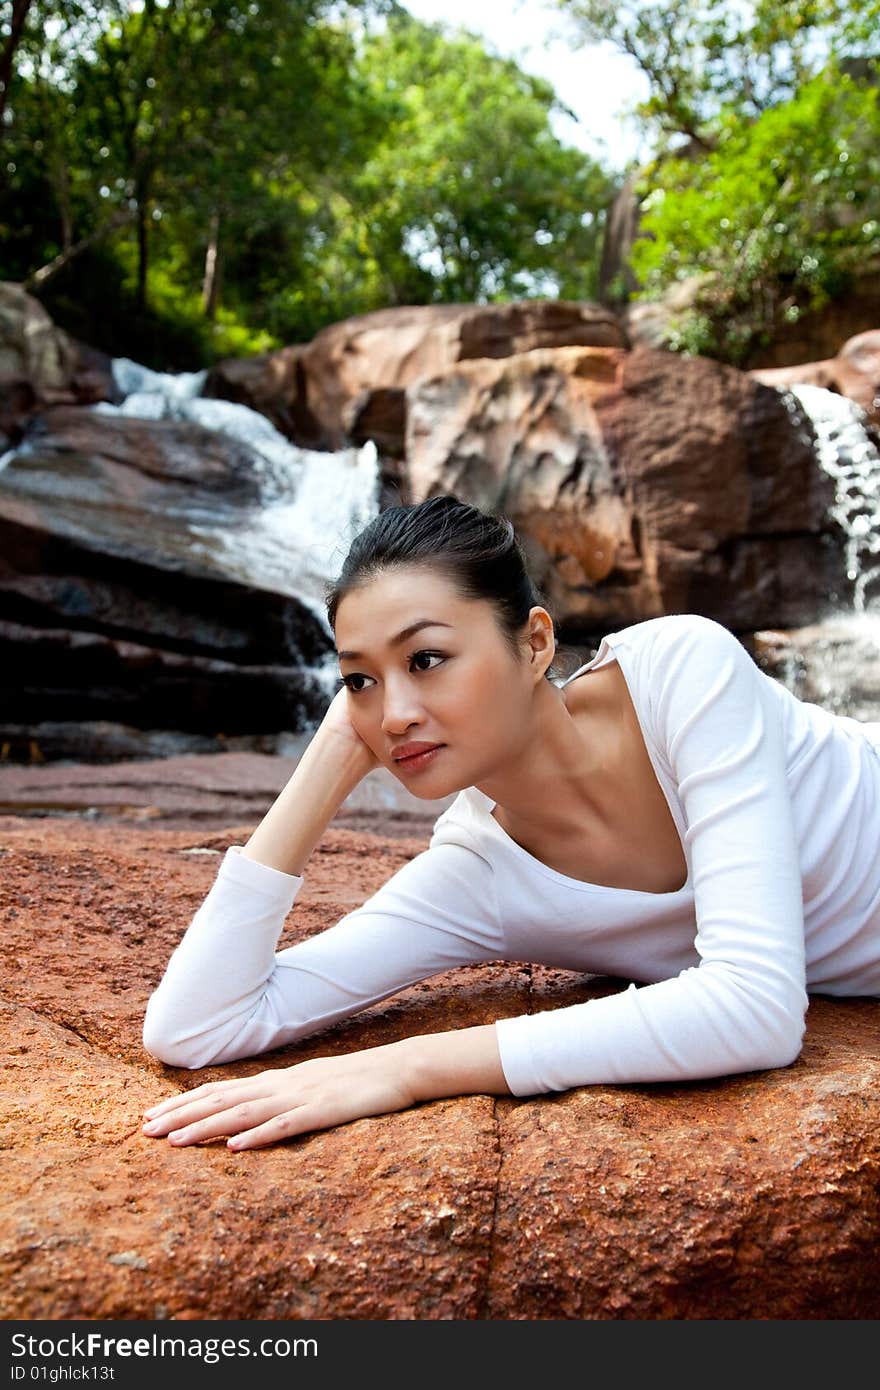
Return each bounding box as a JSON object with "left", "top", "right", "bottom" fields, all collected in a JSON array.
[
  {"left": 780, "top": 384, "right": 880, "bottom": 614},
  {"left": 91, "top": 356, "right": 382, "bottom": 700},
  {"left": 769, "top": 383, "right": 880, "bottom": 718},
  {"left": 86, "top": 360, "right": 435, "bottom": 805}
]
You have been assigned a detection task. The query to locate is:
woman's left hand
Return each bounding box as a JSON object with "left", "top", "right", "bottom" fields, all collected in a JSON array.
[{"left": 141, "top": 1044, "right": 414, "bottom": 1150}]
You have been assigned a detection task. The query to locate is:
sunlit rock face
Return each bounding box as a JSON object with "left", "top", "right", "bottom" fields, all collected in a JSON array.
[
  {"left": 3, "top": 283, "right": 880, "bottom": 759},
  {"left": 206, "top": 299, "right": 630, "bottom": 453},
  {"left": 1, "top": 812, "right": 878, "bottom": 1319},
  {"left": 0, "top": 282, "right": 115, "bottom": 448},
  {"left": 403, "top": 344, "right": 844, "bottom": 634}
]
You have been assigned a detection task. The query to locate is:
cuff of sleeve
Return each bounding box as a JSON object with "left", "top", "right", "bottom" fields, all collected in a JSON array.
[
  {"left": 494, "top": 1014, "right": 548, "bottom": 1098},
  {"left": 217, "top": 845, "right": 304, "bottom": 907}
]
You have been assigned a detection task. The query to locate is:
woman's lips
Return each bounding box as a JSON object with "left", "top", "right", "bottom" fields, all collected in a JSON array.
[{"left": 393, "top": 745, "right": 444, "bottom": 772}]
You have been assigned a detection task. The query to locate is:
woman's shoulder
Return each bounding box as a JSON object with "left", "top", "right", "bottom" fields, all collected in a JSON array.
[
  {"left": 592, "top": 614, "right": 743, "bottom": 689},
  {"left": 429, "top": 786, "right": 495, "bottom": 856},
  {"left": 610, "top": 612, "right": 735, "bottom": 650}
]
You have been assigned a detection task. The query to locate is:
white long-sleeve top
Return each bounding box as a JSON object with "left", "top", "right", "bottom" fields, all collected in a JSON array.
[{"left": 142, "top": 613, "right": 880, "bottom": 1094}]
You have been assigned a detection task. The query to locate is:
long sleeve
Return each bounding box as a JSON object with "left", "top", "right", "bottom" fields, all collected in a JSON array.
[
  {"left": 142, "top": 833, "right": 503, "bottom": 1069},
  {"left": 494, "top": 615, "right": 809, "bottom": 1095}
]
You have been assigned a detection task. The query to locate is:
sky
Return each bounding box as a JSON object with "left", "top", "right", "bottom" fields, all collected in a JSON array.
[{"left": 400, "top": 0, "right": 652, "bottom": 170}]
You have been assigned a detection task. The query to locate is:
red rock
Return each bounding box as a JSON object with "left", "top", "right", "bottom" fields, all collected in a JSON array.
[
  {"left": 207, "top": 301, "right": 628, "bottom": 453},
  {"left": 403, "top": 344, "right": 838, "bottom": 632},
  {"left": 0, "top": 807, "right": 877, "bottom": 1318}
]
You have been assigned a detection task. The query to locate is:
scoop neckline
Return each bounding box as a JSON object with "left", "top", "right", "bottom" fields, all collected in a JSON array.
[{"left": 475, "top": 637, "right": 694, "bottom": 898}]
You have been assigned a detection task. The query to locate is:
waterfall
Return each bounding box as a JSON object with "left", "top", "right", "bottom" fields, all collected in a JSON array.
[
  {"left": 777, "top": 383, "right": 880, "bottom": 614},
  {"left": 92, "top": 357, "right": 382, "bottom": 697},
  {"left": 769, "top": 383, "right": 880, "bottom": 719}
]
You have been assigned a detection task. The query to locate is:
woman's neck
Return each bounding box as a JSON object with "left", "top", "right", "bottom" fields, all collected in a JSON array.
[{"left": 475, "top": 667, "right": 624, "bottom": 843}]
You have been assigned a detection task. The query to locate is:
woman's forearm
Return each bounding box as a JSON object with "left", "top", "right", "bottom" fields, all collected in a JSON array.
[
  {"left": 144, "top": 1026, "right": 514, "bottom": 1149},
  {"left": 397, "top": 1023, "right": 512, "bottom": 1102},
  {"left": 239, "top": 726, "right": 374, "bottom": 876}
]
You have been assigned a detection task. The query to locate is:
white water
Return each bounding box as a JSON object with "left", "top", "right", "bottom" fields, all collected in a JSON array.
[
  {"left": 94, "top": 358, "right": 382, "bottom": 698},
  {"left": 778, "top": 383, "right": 880, "bottom": 614},
  {"left": 768, "top": 383, "right": 880, "bottom": 718}
]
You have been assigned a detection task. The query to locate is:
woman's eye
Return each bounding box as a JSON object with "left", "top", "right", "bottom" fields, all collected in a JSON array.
[
  {"left": 338, "top": 651, "right": 445, "bottom": 694},
  {"left": 411, "top": 650, "right": 445, "bottom": 672}
]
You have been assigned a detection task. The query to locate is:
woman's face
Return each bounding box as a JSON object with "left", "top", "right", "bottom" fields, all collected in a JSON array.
[{"left": 333, "top": 566, "right": 549, "bottom": 797}]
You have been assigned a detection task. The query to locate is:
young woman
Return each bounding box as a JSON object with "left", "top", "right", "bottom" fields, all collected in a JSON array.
[{"left": 141, "top": 495, "right": 880, "bottom": 1152}]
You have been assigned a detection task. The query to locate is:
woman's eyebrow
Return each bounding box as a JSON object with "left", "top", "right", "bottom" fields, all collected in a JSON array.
[{"left": 337, "top": 620, "right": 453, "bottom": 662}]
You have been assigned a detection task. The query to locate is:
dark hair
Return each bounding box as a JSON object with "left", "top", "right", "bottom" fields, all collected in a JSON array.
[{"left": 324, "top": 494, "right": 567, "bottom": 681}]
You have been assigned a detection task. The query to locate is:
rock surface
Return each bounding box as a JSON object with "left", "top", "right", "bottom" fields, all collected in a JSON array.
[
  {"left": 0, "top": 405, "right": 334, "bottom": 752},
  {"left": 206, "top": 300, "right": 629, "bottom": 453},
  {"left": 0, "top": 792, "right": 878, "bottom": 1319},
  {"left": 0, "top": 283, "right": 115, "bottom": 448},
  {"left": 3, "top": 285, "right": 877, "bottom": 765},
  {"left": 749, "top": 329, "right": 880, "bottom": 427},
  {"left": 404, "top": 345, "right": 843, "bottom": 632},
  {"left": 0, "top": 749, "right": 456, "bottom": 831}
]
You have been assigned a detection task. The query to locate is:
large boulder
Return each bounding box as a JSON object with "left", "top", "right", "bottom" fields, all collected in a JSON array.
[
  {"left": 206, "top": 300, "right": 629, "bottom": 453},
  {"left": 202, "top": 344, "right": 325, "bottom": 449},
  {"left": 0, "top": 283, "right": 115, "bottom": 448},
  {"left": 402, "top": 345, "right": 843, "bottom": 634},
  {"left": 0, "top": 804, "right": 877, "bottom": 1319},
  {"left": 0, "top": 407, "right": 334, "bottom": 759}
]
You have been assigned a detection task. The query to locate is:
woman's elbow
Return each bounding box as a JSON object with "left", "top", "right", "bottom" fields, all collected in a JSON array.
[
  {"left": 744, "top": 1010, "right": 805, "bottom": 1072},
  {"left": 142, "top": 1026, "right": 201, "bottom": 1069},
  {"left": 142, "top": 1006, "right": 211, "bottom": 1070}
]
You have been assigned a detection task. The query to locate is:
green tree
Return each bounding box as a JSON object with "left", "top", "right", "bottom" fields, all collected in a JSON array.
[
  {"left": 556, "top": 0, "right": 880, "bottom": 151},
  {"left": 1, "top": 3, "right": 615, "bottom": 364},
  {"left": 629, "top": 66, "right": 880, "bottom": 361},
  {"left": 274, "top": 11, "right": 613, "bottom": 323}
]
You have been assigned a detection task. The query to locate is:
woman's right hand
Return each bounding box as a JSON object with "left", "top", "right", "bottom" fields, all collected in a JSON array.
[{"left": 317, "top": 685, "right": 381, "bottom": 774}]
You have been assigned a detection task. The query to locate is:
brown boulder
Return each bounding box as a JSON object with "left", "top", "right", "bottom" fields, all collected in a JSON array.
[
  {"left": 0, "top": 748, "right": 455, "bottom": 831},
  {"left": 0, "top": 408, "right": 334, "bottom": 750},
  {"left": 0, "top": 798, "right": 877, "bottom": 1319},
  {"left": 0, "top": 283, "right": 115, "bottom": 447},
  {"left": 749, "top": 329, "right": 880, "bottom": 427},
  {"left": 202, "top": 344, "right": 327, "bottom": 450},
  {"left": 10, "top": 404, "right": 265, "bottom": 496},
  {"left": 206, "top": 300, "right": 629, "bottom": 453},
  {"left": 403, "top": 344, "right": 841, "bottom": 633},
  {"left": 0, "top": 283, "right": 78, "bottom": 399}
]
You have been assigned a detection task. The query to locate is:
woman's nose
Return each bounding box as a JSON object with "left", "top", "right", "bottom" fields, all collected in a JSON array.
[{"left": 380, "top": 684, "right": 424, "bottom": 733}]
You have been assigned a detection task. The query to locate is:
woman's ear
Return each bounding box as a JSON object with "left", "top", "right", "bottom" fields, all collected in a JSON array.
[{"left": 527, "top": 607, "right": 557, "bottom": 677}]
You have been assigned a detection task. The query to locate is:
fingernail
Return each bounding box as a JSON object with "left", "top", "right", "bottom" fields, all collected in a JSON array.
[{"left": 142, "top": 1120, "right": 159, "bottom": 1132}]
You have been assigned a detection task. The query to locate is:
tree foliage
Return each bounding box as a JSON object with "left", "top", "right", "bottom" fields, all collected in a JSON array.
[
  {"left": 630, "top": 67, "right": 880, "bottom": 361},
  {"left": 557, "top": 0, "right": 880, "bottom": 151},
  {"left": 0, "top": 1, "right": 613, "bottom": 367},
  {"left": 558, "top": 0, "right": 880, "bottom": 361}
]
